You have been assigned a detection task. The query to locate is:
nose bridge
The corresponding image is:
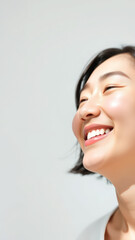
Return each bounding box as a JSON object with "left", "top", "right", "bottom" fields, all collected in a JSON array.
[{"left": 79, "top": 92, "right": 101, "bottom": 120}]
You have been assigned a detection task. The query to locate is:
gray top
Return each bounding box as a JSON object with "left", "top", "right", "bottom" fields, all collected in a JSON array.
[{"left": 77, "top": 206, "right": 118, "bottom": 240}]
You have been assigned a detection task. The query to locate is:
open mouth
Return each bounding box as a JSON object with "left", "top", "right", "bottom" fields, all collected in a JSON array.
[
  {"left": 84, "top": 125, "right": 114, "bottom": 146},
  {"left": 84, "top": 127, "right": 113, "bottom": 141}
]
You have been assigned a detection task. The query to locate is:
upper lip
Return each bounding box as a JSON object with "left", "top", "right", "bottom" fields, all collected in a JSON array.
[{"left": 84, "top": 123, "right": 113, "bottom": 140}]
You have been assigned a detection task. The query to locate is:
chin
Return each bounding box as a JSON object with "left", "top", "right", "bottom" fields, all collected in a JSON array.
[{"left": 83, "top": 151, "right": 111, "bottom": 174}]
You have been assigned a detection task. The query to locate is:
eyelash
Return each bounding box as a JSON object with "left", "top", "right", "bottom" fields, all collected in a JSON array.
[
  {"left": 104, "top": 85, "right": 117, "bottom": 92},
  {"left": 79, "top": 98, "right": 87, "bottom": 105}
]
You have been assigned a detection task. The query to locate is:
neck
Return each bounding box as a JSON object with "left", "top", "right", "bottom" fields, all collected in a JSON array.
[
  {"left": 116, "top": 186, "right": 135, "bottom": 232},
  {"left": 105, "top": 160, "right": 135, "bottom": 233}
]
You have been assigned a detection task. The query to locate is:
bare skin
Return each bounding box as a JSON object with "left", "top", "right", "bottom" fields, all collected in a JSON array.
[
  {"left": 72, "top": 54, "right": 135, "bottom": 239},
  {"left": 105, "top": 206, "right": 135, "bottom": 240}
]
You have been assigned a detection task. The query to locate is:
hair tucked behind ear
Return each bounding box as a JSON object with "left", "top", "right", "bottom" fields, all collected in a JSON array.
[{"left": 69, "top": 45, "right": 135, "bottom": 182}]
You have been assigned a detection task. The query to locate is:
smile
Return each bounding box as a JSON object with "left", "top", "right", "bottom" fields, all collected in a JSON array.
[{"left": 84, "top": 124, "right": 113, "bottom": 147}]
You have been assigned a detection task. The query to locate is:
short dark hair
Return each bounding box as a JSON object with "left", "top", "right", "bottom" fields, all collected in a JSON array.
[{"left": 69, "top": 45, "right": 135, "bottom": 179}]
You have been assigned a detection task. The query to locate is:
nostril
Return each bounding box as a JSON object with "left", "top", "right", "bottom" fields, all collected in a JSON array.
[
  {"left": 79, "top": 104, "right": 101, "bottom": 121},
  {"left": 86, "top": 113, "right": 94, "bottom": 117},
  {"left": 81, "top": 113, "right": 94, "bottom": 121}
]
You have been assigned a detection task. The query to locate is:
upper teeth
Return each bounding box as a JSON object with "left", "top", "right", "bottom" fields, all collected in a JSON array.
[{"left": 87, "top": 128, "right": 111, "bottom": 140}]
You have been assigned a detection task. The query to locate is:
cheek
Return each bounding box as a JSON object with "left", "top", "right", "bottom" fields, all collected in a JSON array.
[
  {"left": 103, "top": 92, "right": 134, "bottom": 119},
  {"left": 104, "top": 91, "right": 135, "bottom": 157},
  {"left": 72, "top": 113, "right": 82, "bottom": 140}
]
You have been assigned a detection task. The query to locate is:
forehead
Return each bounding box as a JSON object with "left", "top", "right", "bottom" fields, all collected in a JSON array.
[{"left": 81, "top": 53, "right": 135, "bottom": 93}]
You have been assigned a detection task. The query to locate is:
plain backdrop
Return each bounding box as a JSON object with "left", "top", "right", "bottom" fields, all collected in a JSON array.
[{"left": 0, "top": 0, "right": 135, "bottom": 239}]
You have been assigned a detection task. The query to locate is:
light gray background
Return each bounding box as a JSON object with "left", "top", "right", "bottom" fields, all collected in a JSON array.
[{"left": 0, "top": 0, "right": 134, "bottom": 239}]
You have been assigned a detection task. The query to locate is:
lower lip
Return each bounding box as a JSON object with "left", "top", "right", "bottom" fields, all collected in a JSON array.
[{"left": 85, "top": 131, "right": 112, "bottom": 147}]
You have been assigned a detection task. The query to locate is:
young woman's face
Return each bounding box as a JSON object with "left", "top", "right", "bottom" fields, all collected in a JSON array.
[{"left": 72, "top": 54, "right": 135, "bottom": 176}]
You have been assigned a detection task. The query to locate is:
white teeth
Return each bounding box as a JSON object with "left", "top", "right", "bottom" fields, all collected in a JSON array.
[
  {"left": 95, "top": 129, "right": 100, "bottom": 135},
  {"left": 99, "top": 129, "right": 105, "bottom": 135},
  {"left": 87, "top": 132, "right": 91, "bottom": 140},
  {"left": 87, "top": 128, "right": 111, "bottom": 140},
  {"left": 105, "top": 128, "right": 110, "bottom": 134},
  {"left": 91, "top": 130, "right": 96, "bottom": 137}
]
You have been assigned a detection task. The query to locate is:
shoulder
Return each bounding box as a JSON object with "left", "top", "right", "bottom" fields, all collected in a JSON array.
[
  {"left": 76, "top": 216, "right": 105, "bottom": 240},
  {"left": 76, "top": 206, "right": 118, "bottom": 240}
]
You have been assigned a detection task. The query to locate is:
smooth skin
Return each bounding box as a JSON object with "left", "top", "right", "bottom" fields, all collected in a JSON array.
[{"left": 72, "top": 54, "right": 135, "bottom": 239}]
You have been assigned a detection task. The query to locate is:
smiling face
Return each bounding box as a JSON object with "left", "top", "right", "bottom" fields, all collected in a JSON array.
[{"left": 72, "top": 53, "right": 135, "bottom": 177}]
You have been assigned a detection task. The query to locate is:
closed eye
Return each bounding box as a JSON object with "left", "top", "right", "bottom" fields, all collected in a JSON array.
[
  {"left": 79, "top": 98, "right": 88, "bottom": 105},
  {"left": 104, "top": 85, "right": 118, "bottom": 92}
]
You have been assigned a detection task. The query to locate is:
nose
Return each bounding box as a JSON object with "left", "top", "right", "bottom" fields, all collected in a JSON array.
[{"left": 78, "top": 98, "right": 101, "bottom": 121}]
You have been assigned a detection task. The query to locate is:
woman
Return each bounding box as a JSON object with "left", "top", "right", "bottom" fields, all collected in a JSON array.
[{"left": 70, "top": 46, "right": 135, "bottom": 240}]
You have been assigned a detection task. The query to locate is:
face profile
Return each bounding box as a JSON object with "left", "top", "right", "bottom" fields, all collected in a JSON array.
[
  {"left": 72, "top": 53, "right": 135, "bottom": 180},
  {"left": 71, "top": 47, "right": 135, "bottom": 239}
]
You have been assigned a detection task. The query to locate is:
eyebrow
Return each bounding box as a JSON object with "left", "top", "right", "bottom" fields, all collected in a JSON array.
[
  {"left": 80, "top": 71, "right": 130, "bottom": 93},
  {"left": 99, "top": 71, "right": 130, "bottom": 81}
]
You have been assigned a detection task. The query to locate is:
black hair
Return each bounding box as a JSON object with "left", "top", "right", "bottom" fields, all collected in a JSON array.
[{"left": 69, "top": 45, "right": 135, "bottom": 180}]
